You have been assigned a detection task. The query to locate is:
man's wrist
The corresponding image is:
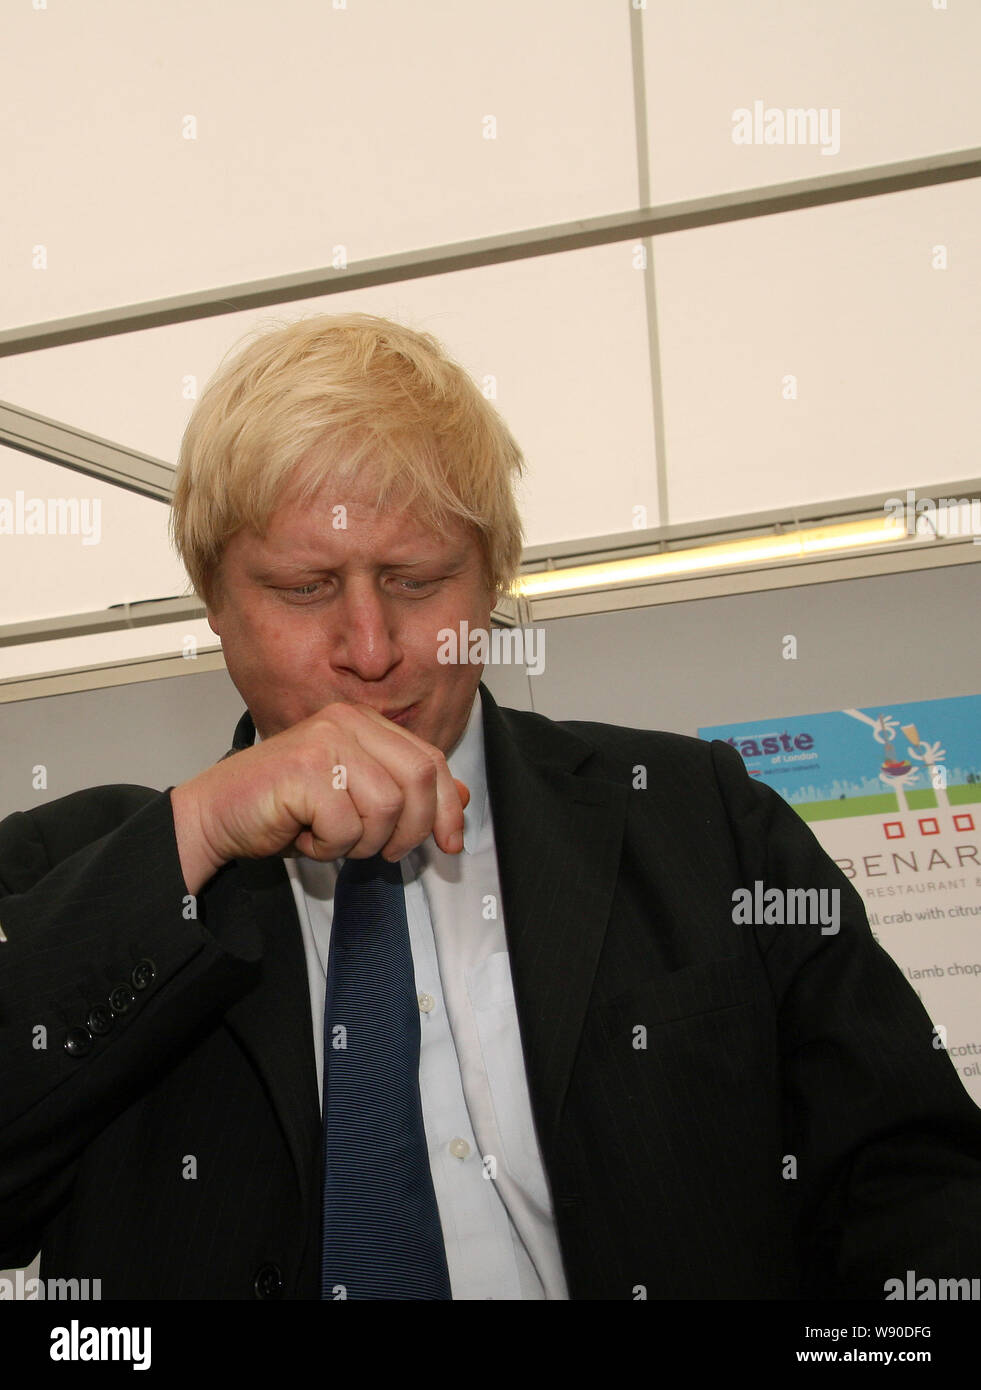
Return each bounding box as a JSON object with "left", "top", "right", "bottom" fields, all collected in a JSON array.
[{"left": 170, "top": 782, "right": 224, "bottom": 896}]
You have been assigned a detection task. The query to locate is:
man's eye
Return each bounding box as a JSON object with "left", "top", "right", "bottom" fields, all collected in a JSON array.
[{"left": 279, "top": 577, "right": 436, "bottom": 600}]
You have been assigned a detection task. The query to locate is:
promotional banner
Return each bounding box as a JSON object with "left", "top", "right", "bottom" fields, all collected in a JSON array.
[{"left": 700, "top": 694, "right": 981, "bottom": 1104}]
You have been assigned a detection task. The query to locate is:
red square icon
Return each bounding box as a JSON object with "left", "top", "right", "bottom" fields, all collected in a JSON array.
[
  {"left": 953, "top": 813, "right": 975, "bottom": 832},
  {"left": 918, "top": 818, "right": 940, "bottom": 836},
  {"left": 884, "top": 821, "right": 905, "bottom": 840}
]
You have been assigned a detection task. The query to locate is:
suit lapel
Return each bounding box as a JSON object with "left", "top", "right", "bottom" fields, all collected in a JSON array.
[{"left": 479, "top": 684, "right": 627, "bottom": 1151}]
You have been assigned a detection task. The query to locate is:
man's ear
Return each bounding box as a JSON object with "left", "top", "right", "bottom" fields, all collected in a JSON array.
[{"left": 207, "top": 610, "right": 220, "bottom": 637}]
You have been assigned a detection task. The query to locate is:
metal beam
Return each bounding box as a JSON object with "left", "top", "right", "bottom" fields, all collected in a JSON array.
[
  {"left": 0, "top": 596, "right": 203, "bottom": 649},
  {"left": 0, "top": 401, "right": 174, "bottom": 501},
  {"left": 629, "top": 5, "right": 670, "bottom": 533},
  {"left": 1, "top": 147, "right": 979, "bottom": 358},
  {"left": 0, "top": 647, "right": 228, "bottom": 705}
]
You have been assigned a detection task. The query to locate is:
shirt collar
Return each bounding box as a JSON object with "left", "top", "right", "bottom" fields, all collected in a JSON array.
[
  {"left": 251, "top": 687, "right": 488, "bottom": 856},
  {"left": 443, "top": 685, "right": 488, "bottom": 856}
]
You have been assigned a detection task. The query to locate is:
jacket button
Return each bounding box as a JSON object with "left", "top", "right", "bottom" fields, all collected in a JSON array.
[
  {"left": 131, "top": 959, "right": 156, "bottom": 991},
  {"left": 109, "top": 984, "right": 135, "bottom": 1015},
  {"left": 86, "top": 1005, "right": 113, "bottom": 1036},
  {"left": 253, "top": 1264, "right": 284, "bottom": 1299},
  {"left": 64, "top": 1027, "right": 93, "bottom": 1057}
]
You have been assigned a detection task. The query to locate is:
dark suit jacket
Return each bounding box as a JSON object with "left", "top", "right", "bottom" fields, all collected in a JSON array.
[{"left": 1, "top": 683, "right": 980, "bottom": 1299}]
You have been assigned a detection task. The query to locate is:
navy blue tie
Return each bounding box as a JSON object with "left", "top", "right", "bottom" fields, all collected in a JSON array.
[{"left": 320, "top": 853, "right": 452, "bottom": 1300}]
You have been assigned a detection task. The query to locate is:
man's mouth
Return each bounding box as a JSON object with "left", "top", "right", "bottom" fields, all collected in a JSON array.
[{"left": 382, "top": 703, "right": 418, "bottom": 727}]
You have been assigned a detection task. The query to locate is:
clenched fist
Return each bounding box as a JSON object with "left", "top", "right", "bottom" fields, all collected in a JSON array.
[{"left": 170, "top": 703, "right": 470, "bottom": 895}]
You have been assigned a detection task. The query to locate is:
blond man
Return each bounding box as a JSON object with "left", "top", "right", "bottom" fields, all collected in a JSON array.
[{"left": 1, "top": 314, "right": 980, "bottom": 1301}]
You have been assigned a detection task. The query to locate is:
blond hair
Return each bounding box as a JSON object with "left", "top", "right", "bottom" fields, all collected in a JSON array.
[{"left": 170, "top": 312, "right": 525, "bottom": 606}]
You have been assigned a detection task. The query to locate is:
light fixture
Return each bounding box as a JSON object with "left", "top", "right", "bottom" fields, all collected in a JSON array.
[{"left": 515, "top": 516, "right": 913, "bottom": 599}]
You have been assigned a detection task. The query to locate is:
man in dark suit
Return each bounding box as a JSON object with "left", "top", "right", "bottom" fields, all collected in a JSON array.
[{"left": 2, "top": 312, "right": 980, "bottom": 1299}]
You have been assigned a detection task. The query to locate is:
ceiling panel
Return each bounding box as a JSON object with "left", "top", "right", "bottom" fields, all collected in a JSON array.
[
  {"left": 656, "top": 178, "right": 981, "bottom": 524},
  {"left": 641, "top": 0, "right": 981, "bottom": 204},
  {"left": 1, "top": 0, "right": 637, "bottom": 329}
]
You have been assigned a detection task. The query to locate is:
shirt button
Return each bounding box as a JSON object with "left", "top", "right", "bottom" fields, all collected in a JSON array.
[
  {"left": 449, "top": 1137, "right": 470, "bottom": 1160},
  {"left": 418, "top": 993, "right": 435, "bottom": 1013}
]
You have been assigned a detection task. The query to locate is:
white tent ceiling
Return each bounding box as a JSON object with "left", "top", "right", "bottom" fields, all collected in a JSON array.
[{"left": 2, "top": 0, "right": 979, "bottom": 685}]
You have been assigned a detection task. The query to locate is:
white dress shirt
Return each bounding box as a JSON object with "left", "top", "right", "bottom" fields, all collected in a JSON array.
[{"left": 279, "top": 689, "right": 569, "bottom": 1300}]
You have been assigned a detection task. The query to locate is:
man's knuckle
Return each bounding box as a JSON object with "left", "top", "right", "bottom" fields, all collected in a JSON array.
[{"left": 405, "top": 755, "right": 439, "bottom": 788}]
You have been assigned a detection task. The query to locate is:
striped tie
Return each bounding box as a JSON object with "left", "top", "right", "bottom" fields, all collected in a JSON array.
[{"left": 320, "top": 853, "right": 452, "bottom": 1300}]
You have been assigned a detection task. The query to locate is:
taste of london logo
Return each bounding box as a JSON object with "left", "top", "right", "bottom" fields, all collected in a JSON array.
[
  {"left": 725, "top": 730, "right": 816, "bottom": 775},
  {"left": 706, "top": 701, "right": 978, "bottom": 851}
]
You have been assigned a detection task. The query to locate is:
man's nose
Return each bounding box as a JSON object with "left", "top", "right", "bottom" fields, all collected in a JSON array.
[{"left": 329, "top": 583, "right": 401, "bottom": 681}]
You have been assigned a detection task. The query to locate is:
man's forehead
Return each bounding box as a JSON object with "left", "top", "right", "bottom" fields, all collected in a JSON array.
[{"left": 241, "top": 494, "right": 475, "bottom": 565}]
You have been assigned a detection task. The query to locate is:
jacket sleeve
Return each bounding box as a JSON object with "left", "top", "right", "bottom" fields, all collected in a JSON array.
[
  {"left": 709, "top": 737, "right": 981, "bottom": 1298},
  {"left": 0, "top": 786, "right": 263, "bottom": 1268}
]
